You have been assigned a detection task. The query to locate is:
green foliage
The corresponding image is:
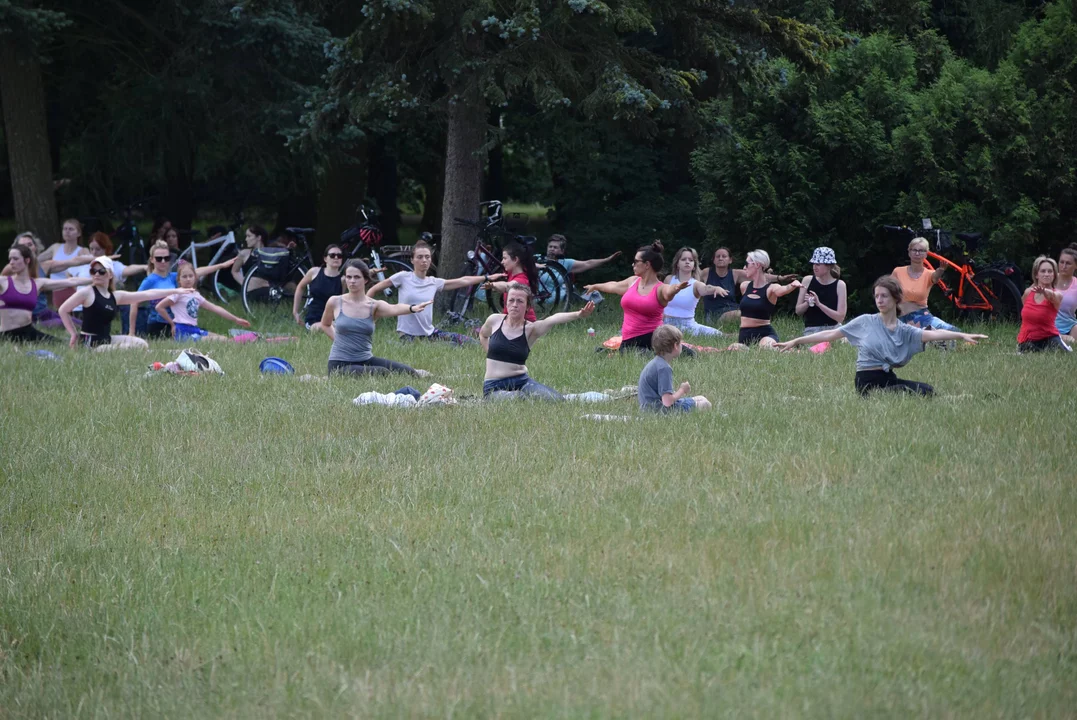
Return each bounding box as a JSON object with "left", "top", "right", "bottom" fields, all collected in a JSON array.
[{"left": 0, "top": 0, "right": 70, "bottom": 50}]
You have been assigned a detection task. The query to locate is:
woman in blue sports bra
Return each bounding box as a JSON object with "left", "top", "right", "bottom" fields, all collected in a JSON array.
[{"left": 479, "top": 282, "right": 594, "bottom": 400}]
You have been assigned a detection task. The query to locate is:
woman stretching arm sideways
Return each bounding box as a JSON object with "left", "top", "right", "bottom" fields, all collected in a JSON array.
[
  {"left": 584, "top": 241, "right": 687, "bottom": 353},
  {"left": 319, "top": 259, "right": 432, "bottom": 377},
  {"left": 734, "top": 249, "right": 802, "bottom": 348},
  {"left": 478, "top": 283, "right": 594, "bottom": 400},
  {"left": 661, "top": 247, "right": 724, "bottom": 338},
  {"left": 776, "top": 275, "right": 987, "bottom": 396}
]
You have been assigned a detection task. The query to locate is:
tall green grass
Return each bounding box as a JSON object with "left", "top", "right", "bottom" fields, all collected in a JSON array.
[{"left": 2, "top": 311, "right": 1075, "bottom": 717}]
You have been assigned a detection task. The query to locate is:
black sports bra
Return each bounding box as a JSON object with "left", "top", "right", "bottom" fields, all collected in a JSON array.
[
  {"left": 739, "top": 282, "right": 775, "bottom": 320},
  {"left": 487, "top": 317, "right": 530, "bottom": 365}
]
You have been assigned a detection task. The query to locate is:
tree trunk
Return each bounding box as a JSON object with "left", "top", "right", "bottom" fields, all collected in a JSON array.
[
  {"left": 161, "top": 108, "right": 196, "bottom": 232},
  {"left": 419, "top": 170, "right": 444, "bottom": 233},
  {"left": 438, "top": 85, "right": 487, "bottom": 295},
  {"left": 367, "top": 139, "right": 400, "bottom": 244},
  {"left": 485, "top": 108, "right": 504, "bottom": 202},
  {"left": 0, "top": 42, "right": 60, "bottom": 245}
]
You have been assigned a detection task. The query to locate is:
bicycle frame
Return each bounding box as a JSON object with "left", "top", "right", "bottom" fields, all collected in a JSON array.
[{"left": 925, "top": 252, "right": 994, "bottom": 311}]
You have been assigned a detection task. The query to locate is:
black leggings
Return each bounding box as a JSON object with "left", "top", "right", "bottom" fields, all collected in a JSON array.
[
  {"left": 0, "top": 324, "right": 58, "bottom": 343},
  {"left": 146, "top": 321, "right": 171, "bottom": 340},
  {"left": 328, "top": 357, "right": 417, "bottom": 376},
  {"left": 1018, "top": 337, "right": 1070, "bottom": 353},
  {"left": 854, "top": 370, "right": 933, "bottom": 397},
  {"left": 619, "top": 332, "right": 654, "bottom": 353}
]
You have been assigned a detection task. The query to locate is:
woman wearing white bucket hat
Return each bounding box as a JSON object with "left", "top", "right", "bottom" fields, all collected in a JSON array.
[{"left": 795, "top": 246, "right": 847, "bottom": 336}]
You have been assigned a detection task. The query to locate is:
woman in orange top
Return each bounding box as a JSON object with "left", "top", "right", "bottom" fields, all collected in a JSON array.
[{"left": 892, "top": 236, "right": 960, "bottom": 331}]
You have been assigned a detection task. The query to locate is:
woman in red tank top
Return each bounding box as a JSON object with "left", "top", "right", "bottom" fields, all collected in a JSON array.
[
  {"left": 1018, "top": 256, "right": 1071, "bottom": 353},
  {"left": 583, "top": 241, "right": 688, "bottom": 352}
]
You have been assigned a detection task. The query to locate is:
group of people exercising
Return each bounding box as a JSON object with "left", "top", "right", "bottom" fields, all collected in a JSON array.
[{"left": 4, "top": 222, "right": 1074, "bottom": 410}]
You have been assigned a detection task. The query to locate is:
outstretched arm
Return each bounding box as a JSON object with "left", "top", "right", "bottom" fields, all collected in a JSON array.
[
  {"left": 658, "top": 281, "right": 689, "bottom": 306},
  {"left": 775, "top": 327, "right": 846, "bottom": 351},
  {"left": 527, "top": 302, "right": 595, "bottom": 341},
  {"left": 196, "top": 256, "right": 239, "bottom": 279},
  {"left": 37, "top": 276, "right": 92, "bottom": 292},
  {"left": 921, "top": 329, "right": 987, "bottom": 344},
  {"left": 768, "top": 280, "right": 803, "bottom": 301},
  {"left": 372, "top": 299, "right": 433, "bottom": 319},
  {"left": 443, "top": 272, "right": 505, "bottom": 291},
  {"left": 115, "top": 287, "right": 193, "bottom": 306},
  {"left": 567, "top": 251, "right": 621, "bottom": 274},
  {"left": 45, "top": 251, "right": 106, "bottom": 273},
  {"left": 582, "top": 277, "right": 635, "bottom": 296},
  {"left": 200, "top": 298, "right": 251, "bottom": 328}
]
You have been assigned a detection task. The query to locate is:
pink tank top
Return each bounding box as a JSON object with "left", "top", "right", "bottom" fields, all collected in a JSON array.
[{"left": 620, "top": 277, "right": 664, "bottom": 340}]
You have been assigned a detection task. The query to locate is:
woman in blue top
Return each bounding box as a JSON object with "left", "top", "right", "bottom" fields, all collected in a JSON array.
[
  {"left": 129, "top": 240, "right": 237, "bottom": 338},
  {"left": 776, "top": 275, "right": 987, "bottom": 396}
]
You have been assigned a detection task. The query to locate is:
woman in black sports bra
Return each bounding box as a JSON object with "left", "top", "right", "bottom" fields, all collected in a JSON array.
[
  {"left": 735, "top": 249, "right": 802, "bottom": 348},
  {"left": 479, "top": 282, "right": 594, "bottom": 399}
]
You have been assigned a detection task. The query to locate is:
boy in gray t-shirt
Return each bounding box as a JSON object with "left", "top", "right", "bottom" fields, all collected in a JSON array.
[{"left": 638, "top": 325, "right": 712, "bottom": 413}]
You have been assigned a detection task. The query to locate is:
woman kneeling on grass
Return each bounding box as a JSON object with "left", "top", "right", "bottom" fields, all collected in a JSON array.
[
  {"left": 365, "top": 239, "right": 504, "bottom": 345},
  {"left": 1017, "top": 256, "right": 1071, "bottom": 353},
  {"left": 320, "top": 259, "right": 433, "bottom": 377},
  {"left": 479, "top": 283, "right": 595, "bottom": 400},
  {"left": 776, "top": 275, "right": 987, "bottom": 396},
  {"left": 60, "top": 257, "right": 193, "bottom": 350},
  {"left": 155, "top": 262, "right": 252, "bottom": 341}
]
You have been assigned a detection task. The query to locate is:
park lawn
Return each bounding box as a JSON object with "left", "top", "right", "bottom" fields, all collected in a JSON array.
[{"left": 1, "top": 311, "right": 1075, "bottom": 718}]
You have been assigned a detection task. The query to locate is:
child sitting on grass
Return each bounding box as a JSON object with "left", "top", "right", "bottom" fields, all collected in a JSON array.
[
  {"left": 155, "top": 261, "right": 251, "bottom": 341},
  {"left": 638, "top": 324, "right": 712, "bottom": 413}
]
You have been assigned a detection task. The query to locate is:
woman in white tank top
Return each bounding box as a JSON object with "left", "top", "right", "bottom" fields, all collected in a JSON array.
[
  {"left": 662, "top": 247, "right": 725, "bottom": 338},
  {"left": 37, "top": 219, "right": 92, "bottom": 308}
]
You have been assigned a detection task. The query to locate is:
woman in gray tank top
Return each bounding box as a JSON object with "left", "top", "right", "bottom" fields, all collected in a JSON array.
[{"left": 320, "top": 260, "right": 433, "bottom": 377}]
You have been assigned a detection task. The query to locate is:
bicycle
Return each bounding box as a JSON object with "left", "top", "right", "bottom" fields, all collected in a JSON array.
[
  {"left": 102, "top": 199, "right": 154, "bottom": 267},
  {"left": 338, "top": 205, "right": 414, "bottom": 298},
  {"left": 883, "top": 223, "right": 1024, "bottom": 320},
  {"left": 449, "top": 200, "right": 570, "bottom": 319},
  {"left": 241, "top": 227, "right": 316, "bottom": 320},
  {"left": 171, "top": 213, "right": 246, "bottom": 303}
]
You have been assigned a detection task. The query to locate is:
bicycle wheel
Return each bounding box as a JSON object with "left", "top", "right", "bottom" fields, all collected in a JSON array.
[
  {"left": 971, "top": 269, "right": 1022, "bottom": 321},
  {"left": 212, "top": 266, "right": 241, "bottom": 304},
  {"left": 369, "top": 259, "right": 413, "bottom": 299},
  {"left": 243, "top": 264, "right": 308, "bottom": 322},
  {"left": 533, "top": 263, "right": 570, "bottom": 318}
]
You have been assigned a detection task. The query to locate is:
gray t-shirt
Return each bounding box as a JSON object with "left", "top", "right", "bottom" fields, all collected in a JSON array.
[
  {"left": 638, "top": 355, "right": 675, "bottom": 410},
  {"left": 392, "top": 272, "right": 446, "bottom": 337},
  {"left": 839, "top": 314, "right": 925, "bottom": 371}
]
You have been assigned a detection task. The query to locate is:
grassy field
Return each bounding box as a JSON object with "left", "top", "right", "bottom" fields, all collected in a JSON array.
[{"left": 1, "top": 308, "right": 1075, "bottom": 718}]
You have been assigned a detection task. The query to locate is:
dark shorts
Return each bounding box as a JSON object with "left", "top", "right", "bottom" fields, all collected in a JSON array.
[
  {"left": 83, "top": 333, "right": 111, "bottom": 348},
  {"left": 619, "top": 332, "right": 654, "bottom": 353},
  {"left": 1018, "top": 336, "right": 1071, "bottom": 353},
  {"left": 328, "top": 357, "right": 417, "bottom": 376},
  {"left": 738, "top": 325, "right": 778, "bottom": 345},
  {"left": 0, "top": 324, "right": 58, "bottom": 344},
  {"left": 146, "top": 321, "right": 171, "bottom": 340}
]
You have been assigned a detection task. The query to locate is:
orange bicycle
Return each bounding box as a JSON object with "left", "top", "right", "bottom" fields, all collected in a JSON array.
[{"left": 883, "top": 225, "right": 1024, "bottom": 320}]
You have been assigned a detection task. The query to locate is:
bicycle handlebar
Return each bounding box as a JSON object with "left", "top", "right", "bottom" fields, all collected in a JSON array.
[{"left": 286, "top": 227, "right": 316, "bottom": 235}]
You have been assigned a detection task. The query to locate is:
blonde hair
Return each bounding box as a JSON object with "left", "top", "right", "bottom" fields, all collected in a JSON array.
[
  {"left": 13, "top": 232, "right": 44, "bottom": 254},
  {"left": 62, "top": 218, "right": 84, "bottom": 243},
  {"left": 652, "top": 324, "right": 683, "bottom": 354},
  {"left": 90, "top": 258, "right": 116, "bottom": 292},
  {"left": 908, "top": 237, "right": 930, "bottom": 252},
  {"left": 1031, "top": 256, "right": 1058, "bottom": 288},
  {"left": 175, "top": 261, "right": 198, "bottom": 288},
  {"left": 746, "top": 249, "right": 771, "bottom": 270},
  {"left": 671, "top": 247, "right": 701, "bottom": 281}
]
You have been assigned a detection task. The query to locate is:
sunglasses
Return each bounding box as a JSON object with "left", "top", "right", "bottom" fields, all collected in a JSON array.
[
  {"left": 153, "top": 256, "right": 170, "bottom": 262},
  {"left": 90, "top": 267, "right": 109, "bottom": 276},
  {"left": 326, "top": 253, "right": 344, "bottom": 259}
]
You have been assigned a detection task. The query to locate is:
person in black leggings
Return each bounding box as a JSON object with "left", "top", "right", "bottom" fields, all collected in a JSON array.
[{"left": 776, "top": 275, "right": 987, "bottom": 396}]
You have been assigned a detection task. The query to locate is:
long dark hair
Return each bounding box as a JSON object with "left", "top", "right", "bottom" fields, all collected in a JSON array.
[
  {"left": 503, "top": 241, "right": 539, "bottom": 291},
  {"left": 342, "top": 258, "right": 373, "bottom": 288}
]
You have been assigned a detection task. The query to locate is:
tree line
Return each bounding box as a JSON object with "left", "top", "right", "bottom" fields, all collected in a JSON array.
[{"left": 1, "top": 0, "right": 1073, "bottom": 304}]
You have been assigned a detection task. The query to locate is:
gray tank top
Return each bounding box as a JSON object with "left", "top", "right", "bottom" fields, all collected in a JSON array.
[{"left": 328, "top": 306, "right": 375, "bottom": 362}]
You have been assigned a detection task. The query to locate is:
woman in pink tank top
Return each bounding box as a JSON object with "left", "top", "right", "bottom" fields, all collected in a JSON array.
[{"left": 583, "top": 241, "right": 688, "bottom": 352}]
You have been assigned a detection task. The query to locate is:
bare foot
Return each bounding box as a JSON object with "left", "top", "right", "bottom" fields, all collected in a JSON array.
[{"left": 415, "top": 369, "right": 432, "bottom": 377}]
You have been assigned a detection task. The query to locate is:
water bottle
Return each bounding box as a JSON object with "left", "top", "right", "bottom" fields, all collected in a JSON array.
[{"left": 587, "top": 327, "right": 596, "bottom": 338}]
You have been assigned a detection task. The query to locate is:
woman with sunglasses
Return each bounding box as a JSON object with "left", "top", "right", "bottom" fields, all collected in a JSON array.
[
  {"left": 319, "top": 259, "right": 433, "bottom": 377},
  {"left": 129, "top": 240, "right": 237, "bottom": 339},
  {"left": 59, "top": 257, "right": 193, "bottom": 350},
  {"left": 583, "top": 241, "right": 688, "bottom": 353},
  {"left": 1, "top": 244, "right": 91, "bottom": 343},
  {"left": 293, "top": 244, "right": 345, "bottom": 329},
  {"left": 365, "top": 239, "right": 503, "bottom": 345},
  {"left": 893, "top": 236, "right": 960, "bottom": 331}
]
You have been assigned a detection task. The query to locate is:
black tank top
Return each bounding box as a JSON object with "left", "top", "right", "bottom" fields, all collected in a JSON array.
[
  {"left": 803, "top": 277, "right": 839, "bottom": 327},
  {"left": 304, "top": 268, "right": 341, "bottom": 323},
  {"left": 82, "top": 287, "right": 117, "bottom": 339},
  {"left": 739, "top": 282, "right": 775, "bottom": 320},
  {"left": 487, "top": 317, "right": 530, "bottom": 365},
  {"left": 702, "top": 268, "right": 737, "bottom": 313}
]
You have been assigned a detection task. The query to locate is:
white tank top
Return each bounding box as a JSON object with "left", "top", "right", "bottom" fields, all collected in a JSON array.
[
  {"left": 49, "top": 244, "right": 84, "bottom": 279},
  {"left": 663, "top": 277, "right": 699, "bottom": 319}
]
